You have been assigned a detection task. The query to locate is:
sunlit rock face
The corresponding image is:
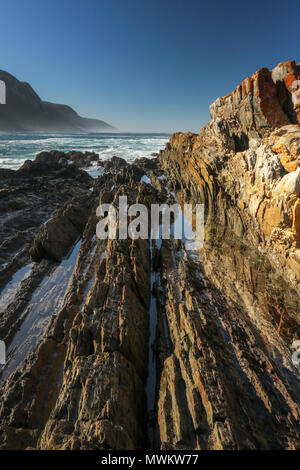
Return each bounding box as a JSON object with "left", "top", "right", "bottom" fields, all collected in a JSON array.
[
  {"left": 161, "top": 60, "right": 300, "bottom": 259},
  {"left": 157, "top": 61, "right": 300, "bottom": 449},
  {"left": 209, "top": 60, "right": 300, "bottom": 148},
  {"left": 0, "top": 61, "right": 300, "bottom": 451}
]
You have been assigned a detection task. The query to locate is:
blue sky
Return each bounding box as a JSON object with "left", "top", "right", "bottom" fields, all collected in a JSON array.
[{"left": 1, "top": 0, "right": 300, "bottom": 132}]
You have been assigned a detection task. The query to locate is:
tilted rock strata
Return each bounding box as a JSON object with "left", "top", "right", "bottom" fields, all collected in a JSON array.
[
  {"left": 0, "top": 159, "right": 163, "bottom": 450},
  {"left": 208, "top": 60, "right": 300, "bottom": 151},
  {"left": 0, "top": 60, "right": 300, "bottom": 450},
  {"left": 155, "top": 61, "right": 300, "bottom": 449}
]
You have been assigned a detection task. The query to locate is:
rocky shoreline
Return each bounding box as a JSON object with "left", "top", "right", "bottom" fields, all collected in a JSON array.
[{"left": 0, "top": 60, "right": 300, "bottom": 450}]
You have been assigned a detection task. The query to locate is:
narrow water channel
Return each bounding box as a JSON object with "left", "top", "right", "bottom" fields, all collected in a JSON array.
[{"left": 0, "top": 239, "right": 81, "bottom": 383}]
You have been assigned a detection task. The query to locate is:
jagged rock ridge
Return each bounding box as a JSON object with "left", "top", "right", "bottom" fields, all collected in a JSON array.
[{"left": 0, "top": 60, "right": 299, "bottom": 450}]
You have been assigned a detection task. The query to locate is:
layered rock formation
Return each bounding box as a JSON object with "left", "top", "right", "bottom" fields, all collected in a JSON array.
[
  {"left": 0, "top": 60, "right": 299, "bottom": 450},
  {"left": 0, "top": 70, "right": 113, "bottom": 132}
]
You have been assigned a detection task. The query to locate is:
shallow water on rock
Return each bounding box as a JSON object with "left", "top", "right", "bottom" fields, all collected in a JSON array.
[
  {"left": 0, "top": 239, "right": 81, "bottom": 383},
  {"left": 0, "top": 263, "right": 34, "bottom": 313},
  {"left": 146, "top": 235, "right": 159, "bottom": 447}
]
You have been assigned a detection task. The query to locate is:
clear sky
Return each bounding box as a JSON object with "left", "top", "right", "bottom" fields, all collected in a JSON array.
[{"left": 1, "top": 0, "right": 300, "bottom": 132}]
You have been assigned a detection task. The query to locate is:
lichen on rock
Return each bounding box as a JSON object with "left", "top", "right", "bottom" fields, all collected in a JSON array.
[{"left": 0, "top": 60, "right": 300, "bottom": 451}]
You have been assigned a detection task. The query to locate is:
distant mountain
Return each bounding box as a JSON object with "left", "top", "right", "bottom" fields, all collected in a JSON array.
[{"left": 0, "top": 70, "right": 114, "bottom": 132}]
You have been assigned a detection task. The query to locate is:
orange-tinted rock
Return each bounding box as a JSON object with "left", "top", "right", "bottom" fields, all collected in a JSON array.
[
  {"left": 292, "top": 199, "right": 300, "bottom": 240},
  {"left": 272, "top": 60, "right": 300, "bottom": 125},
  {"left": 209, "top": 61, "right": 300, "bottom": 151},
  {"left": 1, "top": 61, "right": 300, "bottom": 452},
  {"left": 270, "top": 125, "right": 300, "bottom": 172},
  {"left": 210, "top": 67, "right": 290, "bottom": 144}
]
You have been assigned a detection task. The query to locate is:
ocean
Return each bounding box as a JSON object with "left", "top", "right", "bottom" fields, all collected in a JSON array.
[{"left": 0, "top": 132, "right": 170, "bottom": 170}]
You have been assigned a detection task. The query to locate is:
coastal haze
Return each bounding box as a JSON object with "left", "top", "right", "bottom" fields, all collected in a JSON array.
[
  {"left": 0, "top": 59, "right": 300, "bottom": 451},
  {"left": 0, "top": 70, "right": 113, "bottom": 133},
  {"left": 0, "top": 70, "right": 169, "bottom": 171}
]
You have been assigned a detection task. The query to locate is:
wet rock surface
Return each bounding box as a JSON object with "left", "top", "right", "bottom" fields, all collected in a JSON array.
[{"left": 0, "top": 61, "right": 300, "bottom": 450}]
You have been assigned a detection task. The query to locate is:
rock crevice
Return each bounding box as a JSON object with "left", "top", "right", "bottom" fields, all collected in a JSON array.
[{"left": 0, "top": 60, "right": 300, "bottom": 450}]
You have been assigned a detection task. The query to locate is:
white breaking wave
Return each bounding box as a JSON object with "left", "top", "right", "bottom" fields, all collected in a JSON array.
[{"left": 0, "top": 133, "right": 170, "bottom": 169}]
